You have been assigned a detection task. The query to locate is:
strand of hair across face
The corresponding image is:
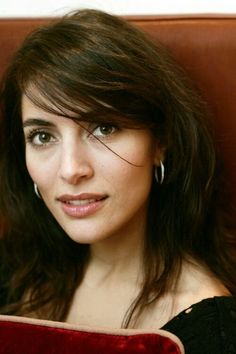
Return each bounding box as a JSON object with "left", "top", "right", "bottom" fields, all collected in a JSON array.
[{"left": 77, "top": 121, "right": 144, "bottom": 168}]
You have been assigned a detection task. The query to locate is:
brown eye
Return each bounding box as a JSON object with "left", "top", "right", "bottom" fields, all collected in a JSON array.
[
  {"left": 26, "top": 129, "right": 57, "bottom": 147},
  {"left": 93, "top": 124, "right": 117, "bottom": 137}
]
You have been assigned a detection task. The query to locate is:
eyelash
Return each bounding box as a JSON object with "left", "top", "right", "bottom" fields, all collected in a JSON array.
[
  {"left": 89, "top": 124, "right": 118, "bottom": 140},
  {"left": 25, "top": 128, "right": 56, "bottom": 148},
  {"left": 25, "top": 124, "right": 118, "bottom": 148}
]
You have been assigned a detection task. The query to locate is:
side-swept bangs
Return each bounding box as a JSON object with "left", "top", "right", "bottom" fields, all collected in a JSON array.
[{"left": 13, "top": 11, "right": 166, "bottom": 132}]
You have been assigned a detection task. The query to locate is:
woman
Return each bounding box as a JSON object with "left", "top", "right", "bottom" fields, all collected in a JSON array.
[{"left": 0, "top": 9, "right": 236, "bottom": 352}]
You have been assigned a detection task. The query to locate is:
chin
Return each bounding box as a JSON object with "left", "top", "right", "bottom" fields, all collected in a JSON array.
[{"left": 64, "top": 229, "right": 108, "bottom": 245}]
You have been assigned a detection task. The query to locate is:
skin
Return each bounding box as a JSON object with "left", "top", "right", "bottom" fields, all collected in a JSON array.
[
  {"left": 22, "top": 92, "right": 229, "bottom": 329},
  {"left": 22, "top": 93, "right": 163, "bottom": 247}
]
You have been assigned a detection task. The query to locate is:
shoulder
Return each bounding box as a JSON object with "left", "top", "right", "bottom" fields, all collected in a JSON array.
[{"left": 162, "top": 296, "right": 236, "bottom": 354}]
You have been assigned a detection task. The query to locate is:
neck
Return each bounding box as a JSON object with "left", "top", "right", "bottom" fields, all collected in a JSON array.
[{"left": 85, "top": 223, "right": 146, "bottom": 288}]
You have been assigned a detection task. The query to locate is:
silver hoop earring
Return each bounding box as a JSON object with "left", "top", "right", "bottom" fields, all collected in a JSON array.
[
  {"left": 34, "top": 183, "right": 41, "bottom": 199},
  {"left": 155, "top": 161, "right": 165, "bottom": 184}
]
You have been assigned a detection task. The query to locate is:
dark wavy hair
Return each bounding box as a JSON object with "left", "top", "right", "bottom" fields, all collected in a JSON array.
[{"left": 0, "top": 9, "right": 235, "bottom": 327}]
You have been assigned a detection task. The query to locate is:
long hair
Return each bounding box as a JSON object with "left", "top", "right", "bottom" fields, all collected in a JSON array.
[{"left": 0, "top": 9, "right": 235, "bottom": 327}]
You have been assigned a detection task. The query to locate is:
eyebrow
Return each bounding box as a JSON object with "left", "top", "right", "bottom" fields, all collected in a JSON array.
[{"left": 22, "top": 118, "right": 56, "bottom": 128}]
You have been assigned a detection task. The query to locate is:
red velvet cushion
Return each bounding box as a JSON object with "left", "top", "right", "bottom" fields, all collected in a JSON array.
[{"left": 0, "top": 315, "right": 184, "bottom": 354}]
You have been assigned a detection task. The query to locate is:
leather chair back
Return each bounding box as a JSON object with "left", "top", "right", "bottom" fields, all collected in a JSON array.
[{"left": 0, "top": 15, "right": 236, "bottom": 227}]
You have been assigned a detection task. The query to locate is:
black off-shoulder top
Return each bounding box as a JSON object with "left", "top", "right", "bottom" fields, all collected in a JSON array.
[{"left": 162, "top": 296, "right": 236, "bottom": 353}]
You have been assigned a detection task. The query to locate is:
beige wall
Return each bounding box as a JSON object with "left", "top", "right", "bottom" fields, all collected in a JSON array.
[{"left": 0, "top": 0, "right": 236, "bottom": 17}]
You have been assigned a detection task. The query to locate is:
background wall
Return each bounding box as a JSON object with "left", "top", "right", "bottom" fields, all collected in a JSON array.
[{"left": 1, "top": 0, "right": 236, "bottom": 17}]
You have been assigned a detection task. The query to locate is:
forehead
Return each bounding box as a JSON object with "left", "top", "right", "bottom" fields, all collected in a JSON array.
[
  {"left": 21, "top": 85, "right": 150, "bottom": 132},
  {"left": 21, "top": 91, "right": 87, "bottom": 122},
  {"left": 21, "top": 94, "right": 56, "bottom": 123},
  {"left": 22, "top": 94, "right": 40, "bottom": 116}
]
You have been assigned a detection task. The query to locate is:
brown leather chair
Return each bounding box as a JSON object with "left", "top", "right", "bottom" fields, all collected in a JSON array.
[{"left": 0, "top": 15, "right": 236, "bottom": 228}]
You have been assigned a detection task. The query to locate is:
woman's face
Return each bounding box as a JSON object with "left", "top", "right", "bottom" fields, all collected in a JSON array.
[{"left": 22, "top": 93, "right": 164, "bottom": 245}]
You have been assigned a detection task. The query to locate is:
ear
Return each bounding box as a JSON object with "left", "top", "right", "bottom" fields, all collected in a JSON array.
[{"left": 153, "top": 140, "right": 166, "bottom": 166}]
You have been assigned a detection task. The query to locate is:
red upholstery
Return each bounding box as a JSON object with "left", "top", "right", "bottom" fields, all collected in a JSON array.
[
  {"left": 0, "top": 315, "right": 184, "bottom": 354},
  {"left": 0, "top": 15, "right": 236, "bottom": 225}
]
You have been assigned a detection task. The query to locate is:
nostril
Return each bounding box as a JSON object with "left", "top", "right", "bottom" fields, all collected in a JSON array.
[{"left": 58, "top": 159, "right": 94, "bottom": 184}]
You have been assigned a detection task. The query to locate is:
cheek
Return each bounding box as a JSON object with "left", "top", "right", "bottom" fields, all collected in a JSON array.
[
  {"left": 25, "top": 152, "right": 38, "bottom": 182},
  {"left": 105, "top": 157, "right": 154, "bottom": 205},
  {"left": 98, "top": 139, "right": 155, "bottom": 194},
  {"left": 25, "top": 150, "right": 56, "bottom": 188}
]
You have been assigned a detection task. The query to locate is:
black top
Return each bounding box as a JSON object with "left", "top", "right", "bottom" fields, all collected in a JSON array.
[{"left": 162, "top": 296, "right": 236, "bottom": 353}]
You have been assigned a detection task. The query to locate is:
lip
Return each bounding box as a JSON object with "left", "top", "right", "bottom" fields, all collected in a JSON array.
[{"left": 57, "top": 193, "right": 108, "bottom": 218}]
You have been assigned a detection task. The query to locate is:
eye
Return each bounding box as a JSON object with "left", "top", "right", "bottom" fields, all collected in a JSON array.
[
  {"left": 92, "top": 124, "right": 117, "bottom": 137},
  {"left": 26, "top": 129, "right": 57, "bottom": 147}
]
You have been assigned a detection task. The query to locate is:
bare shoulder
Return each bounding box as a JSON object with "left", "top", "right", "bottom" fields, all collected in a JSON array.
[
  {"left": 172, "top": 260, "right": 230, "bottom": 312},
  {"left": 138, "top": 260, "right": 230, "bottom": 329}
]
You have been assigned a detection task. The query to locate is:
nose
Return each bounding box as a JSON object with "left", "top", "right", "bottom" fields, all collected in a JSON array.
[{"left": 58, "top": 140, "right": 94, "bottom": 185}]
